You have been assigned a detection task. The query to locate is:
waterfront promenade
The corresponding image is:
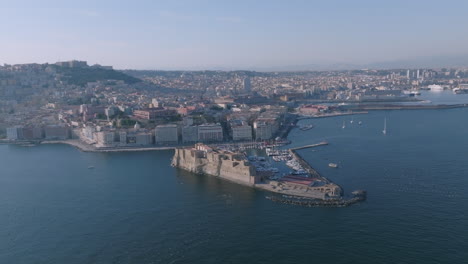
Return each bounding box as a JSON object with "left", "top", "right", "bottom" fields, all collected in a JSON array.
[{"left": 41, "top": 140, "right": 177, "bottom": 152}]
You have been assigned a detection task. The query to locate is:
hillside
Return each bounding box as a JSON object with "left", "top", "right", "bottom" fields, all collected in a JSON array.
[{"left": 53, "top": 66, "right": 141, "bottom": 86}]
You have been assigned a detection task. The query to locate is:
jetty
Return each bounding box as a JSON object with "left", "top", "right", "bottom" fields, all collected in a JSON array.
[
  {"left": 259, "top": 143, "right": 368, "bottom": 207},
  {"left": 266, "top": 190, "right": 367, "bottom": 207},
  {"left": 287, "top": 145, "right": 336, "bottom": 186},
  {"left": 290, "top": 141, "right": 328, "bottom": 151},
  {"left": 297, "top": 111, "right": 368, "bottom": 119},
  {"left": 344, "top": 103, "right": 468, "bottom": 111}
]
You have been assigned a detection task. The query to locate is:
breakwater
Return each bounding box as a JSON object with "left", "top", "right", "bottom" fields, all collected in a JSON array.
[
  {"left": 266, "top": 190, "right": 367, "bottom": 207},
  {"left": 289, "top": 147, "right": 331, "bottom": 183},
  {"left": 290, "top": 141, "right": 328, "bottom": 151},
  {"left": 298, "top": 111, "right": 368, "bottom": 119},
  {"left": 272, "top": 147, "right": 369, "bottom": 206},
  {"left": 344, "top": 103, "right": 468, "bottom": 111}
]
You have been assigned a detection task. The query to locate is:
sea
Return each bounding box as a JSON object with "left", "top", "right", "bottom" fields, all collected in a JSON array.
[{"left": 1, "top": 91, "right": 467, "bottom": 264}]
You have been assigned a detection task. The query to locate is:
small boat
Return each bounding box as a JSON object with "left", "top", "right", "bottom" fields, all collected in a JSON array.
[
  {"left": 382, "top": 118, "right": 387, "bottom": 135},
  {"left": 328, "top": 163, "right": 338, "bottom": 168},
  {"left": 299, "top": 124, "right": 314, "bottom": 131},
  {"left": 454, "top": 88, "right": 468, "bottom": 94},
  {"left": 358, "top": 121, "right": 362, "bottom": 125},
  {"left": 88, "top": 166, "right": 95, "bottom": 169}
]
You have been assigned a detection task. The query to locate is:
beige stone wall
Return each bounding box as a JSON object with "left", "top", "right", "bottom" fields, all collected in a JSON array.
[{"left": 172, "top": 148, "right": 258, "bottom": 186}]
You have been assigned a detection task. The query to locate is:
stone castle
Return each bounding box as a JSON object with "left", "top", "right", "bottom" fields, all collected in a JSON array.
[{"left": 172, "top": 144, "right": 261, "bottom": 186}]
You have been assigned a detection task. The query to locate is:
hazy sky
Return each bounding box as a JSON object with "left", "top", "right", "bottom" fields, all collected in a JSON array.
[{"left": 1, "top": 0, "right": 468, "bottom": 69}]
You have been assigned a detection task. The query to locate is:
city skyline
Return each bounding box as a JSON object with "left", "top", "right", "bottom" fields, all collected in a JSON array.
[
  {"left": 2, "top": 0, "right": 468, "bottom": 70},
  {"left": 2, "top": 2, "right": 468, "bottom": 263}
]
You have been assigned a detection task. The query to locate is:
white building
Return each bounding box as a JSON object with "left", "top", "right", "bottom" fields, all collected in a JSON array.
[
  {"left": 155, "top": 124, "right": 179, "bottom": 144},
  {"left": 6, "top": 126, "right": 23, "bottom": 140},
  {"left": 230, "top": 120, "right": 252, "bottom": 141},
  {"left": 81, "top": 126, "right": 96, "bottom": 143},
  {"left": 253, "top": 121, "right": 272, "bottom": 140},
  {"left": 182, "top": 126, "right": 198, "bottom": 143},
  {"left": 119, "top": 131, "right": 127, "bottom": 146},
  {"left": 95, "top": 131, "right": 115, "bottom": 147},
  {"left": 151, "top": 98, "right": 160, "bottom": 108},
  {"left": 198, "top": 123, "right": 223, "bottom": 142},
  {"left": 244, "top": 77, "right": 251, "bottom": 92},
  {"left": 105, "top": 106, "right": 117, "bottom": 118},
  {"left": 182, "top": 116, "right": 194, "bottom": 126},
  {"left": 135, "top": 133, "right": 152, "bottom": 145}
]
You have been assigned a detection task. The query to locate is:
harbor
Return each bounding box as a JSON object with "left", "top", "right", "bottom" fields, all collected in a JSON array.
[
  {"left": 9, "top": 95, "right": 467, "bottom": 208},
  {"left": 2, "top": 106, "right": 468, "bottom": 263},
  {"left": 172, "top": 138, "right": 366, "bottom": 206}
]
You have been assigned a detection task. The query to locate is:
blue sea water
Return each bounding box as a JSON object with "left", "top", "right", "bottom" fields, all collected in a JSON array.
[{"left": 1, "top": 92, "right": 468, "bottom": 263}]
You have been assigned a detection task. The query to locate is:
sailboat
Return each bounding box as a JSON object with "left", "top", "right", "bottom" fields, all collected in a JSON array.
[
  {"left": 382, "top": 118, "right": 387, "bottom": 135},
  {"left": 350, "top": 116, "right": 354, "bottom": 124},
  {"left": 342, "top": 120, "right": 346, "bottom": 129}
]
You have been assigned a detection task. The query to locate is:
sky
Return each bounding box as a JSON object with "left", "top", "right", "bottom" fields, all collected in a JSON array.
[{"left": 1, "top": 0, "right": 468, "bottom": 70}]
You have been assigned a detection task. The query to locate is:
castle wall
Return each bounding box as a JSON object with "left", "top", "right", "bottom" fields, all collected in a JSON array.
[{"left": 172, "top": 148, "right": 258, "bottom": 186}]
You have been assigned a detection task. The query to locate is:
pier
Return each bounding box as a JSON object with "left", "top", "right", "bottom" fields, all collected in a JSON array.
[
  {"left": 344, "top": 103, "right": 468, "bottom": 111},
  {"left": 257, "top": 142, "right": 369, "bottom": 207},
  {"left": 288, "top": 147, "right": 331, "bottom": 184},
  {"left": 297, "top": 111, "right": 368, "bottom": 120},
  {"left": 290, "top": 141, "right": 328, "bottom": 151}
]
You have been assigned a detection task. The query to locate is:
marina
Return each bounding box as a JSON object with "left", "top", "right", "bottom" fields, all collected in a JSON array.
[{"left": 172, "top": 141, "right": 356, "bottom": 203}]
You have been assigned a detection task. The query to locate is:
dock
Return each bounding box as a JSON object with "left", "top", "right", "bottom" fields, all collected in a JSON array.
[
  {"left": 258, "top": 142, "right": 368, "bottom": 207},
  {"left": 288, "top": 147, "right": 331, "bottom": 183},
  {"left": 290, "top": 141, "right": 328, "bottom": 151},
  {"left": 297, "top": 111, "right": 368, "bottom": 120}
]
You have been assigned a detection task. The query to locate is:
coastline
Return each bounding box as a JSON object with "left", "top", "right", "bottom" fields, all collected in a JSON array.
[
  {"left": 298, "top": 111, "right": 368, "bottom": 119},
  {"left": 2, "top": 103, "right": 464, "bottom": 206},
  {"left": 344, "top": 103, "right": 468, "bottom": 111},
  {"left": 41, "top": 140, "right": 177, "bottom": 152},
  {"left": 0, "top": 139, "right": 177, "bottom": 152},
  {"left": 3, "top": 103, "right": 465, "bottom": 153}
]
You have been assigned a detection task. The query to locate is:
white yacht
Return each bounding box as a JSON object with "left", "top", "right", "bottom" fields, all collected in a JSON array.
[{"left": 382, "top": 118, "right": 387, "bottom": 135}]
